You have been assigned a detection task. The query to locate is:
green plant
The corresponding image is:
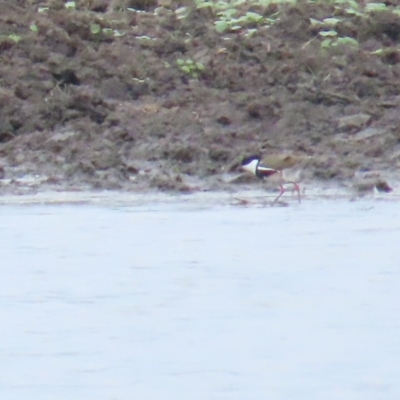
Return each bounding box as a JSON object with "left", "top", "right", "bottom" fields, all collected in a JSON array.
[
  {"left": 365, "top": 2, "right": 387, "bottom": 12},
  {"left": 307, "top": 0, "right": 400, "bottom": 51},
  {"left": 321, "top": 35, "right": 359, "bottom": 48},
  {"left": 90, "top": 23, "right": 101, "bottom": 34},
  {"left": 90, "top": 23, "right": 125, "bottom": 37},
  {"left": 215, "top": 10, "right": 266, "bottom": 32},
  {"left": 174, "top": 7, "right": 187, "bottom": 19},
  {"left": 65, "top": 1, "right": 76, "bottom": 9},
  {"left": 8, "top": 34, "right": 21, "bottom": 43},
  {"left": 176, "top": 0, "right": 400, "bottom": 36},
  {"left": 326, "top": 0, "right": 400, "bottom": 16},
  {"left": 30, "top": 23, "right": 38, "bottom": 33},
  {"left": 176, "top": 59, "right": 205, "bottom": 79},
  {"left": 192, "top": 0, "right": 283, "bottom": 34},
  {"left": 311, "top": 17, "right": 359, "bottom": 49},
  {"left": 102, "top": 28, "right": 124, "bottom": 37}
]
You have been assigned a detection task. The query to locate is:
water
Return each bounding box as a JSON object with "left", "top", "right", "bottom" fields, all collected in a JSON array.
[{"left": 1, "top": 197, "right": 400, "bottom": 400}]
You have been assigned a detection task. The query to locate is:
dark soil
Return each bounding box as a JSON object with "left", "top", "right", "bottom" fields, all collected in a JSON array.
[{"left": 1, "top": 0, "right": 400, "bottom": 195}]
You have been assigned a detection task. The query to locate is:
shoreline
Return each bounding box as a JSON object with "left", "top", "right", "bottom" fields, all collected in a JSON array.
[{"left": 0, "top": 185, "right": 397, "bottom": 207}]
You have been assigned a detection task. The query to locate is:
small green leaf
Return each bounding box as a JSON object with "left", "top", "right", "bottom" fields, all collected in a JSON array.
[
  {"left": 221, "top": 8, "right": 237, "bottom": 18},
  {"left": 65, "top": 1, "right": 76, "bottom": 9},
  {"left": 113, "top": 30, "right": 124, "bottom": 37},
  {"left": 321, "top": 38, "right": 332, "bottom": 48},
  {"left": 216, "top": 1, "right": 230, "bottom": 11},
  {"left": 215, "top": 20, "right": 229, "bottom": 33},
  {"left": 196, "top": 1, "right": 214, "bottom": 9},
  {"left": 310, "top": 18, "right": 323, "bottom": 26},
  {"left": 365, "top": 3, "right": 387, "bottom": 12},
  {"left": 175, "top": 6, "right": 187, "bottom": 19},
  {"left": 347, "top": 0, "right": 359, "bottom": 9},
  {"left": 8, "top": 34, "right": 21, "bottom": 43},
  {"left": 245, "top": 28, "right": 258, "bottom": 37},
  {"left": 90, "top": 23, "right": 101, "bottom": 34},
  {"left": 38, "top": 6, "right": 49, "bottom": 12},
  {"left": 344, "top": 8, "right": 363, "bottom": 16},
  {"left": 30, "top": 23, "right": 38, "bottom": 33},
  {"left": 196, "top": 62, "right": 205, "bottom": 71},
  {"left": 265, "top": 16, "right": 279, "bottom": 25},
  {"left": 323, "top": 17, "right": 340, "bottom": 26},
  {"left": 181, "top": 66, "right": 191, "bottom": 74},
  {"left": 319, "top": 30, "right": 337, "bottom": 37},
  {"left": 336, "top": 36, "right": 359, "bottom": 46},
  {"left": 245, "top": 11, "right": 263, "bottom": 22},
  {"left": 186, "top": 59, "right": 194, "bottom": 65},
  {"left": 176, "top": 59, "right": 185, "bottom": 65}
]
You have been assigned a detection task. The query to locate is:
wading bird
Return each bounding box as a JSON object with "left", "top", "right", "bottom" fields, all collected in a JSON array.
[{"left": 241, "top": 154, "right": 306, "bottom": 203}]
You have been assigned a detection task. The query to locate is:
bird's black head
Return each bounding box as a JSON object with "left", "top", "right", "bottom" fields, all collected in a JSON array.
[{"left": 241, "top": 155, "right": 261, "bottom": 166}]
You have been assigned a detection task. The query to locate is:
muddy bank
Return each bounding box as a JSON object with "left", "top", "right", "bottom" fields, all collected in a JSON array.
[{"left": 0, "top": 1, "right": 400, "bottom": 196}]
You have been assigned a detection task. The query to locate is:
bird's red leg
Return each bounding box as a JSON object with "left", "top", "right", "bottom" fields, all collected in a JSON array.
[
  {"left": 294, "top": 183, "right": 301, "bottom": 203},
  {"left": 272, "top": 171, "right": 285, "bottom": 203},
  {"left": 272, "top": 185, "right": 285, "bottom": 203}
]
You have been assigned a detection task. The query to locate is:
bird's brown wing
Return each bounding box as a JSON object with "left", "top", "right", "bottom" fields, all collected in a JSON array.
[{"left": 262, "top": 154, "right": 305, "bottom": 170}]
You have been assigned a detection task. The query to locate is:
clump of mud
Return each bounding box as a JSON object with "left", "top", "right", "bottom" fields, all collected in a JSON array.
[{"left": 0, "top": 0, "right": 399, "bottom": 195}]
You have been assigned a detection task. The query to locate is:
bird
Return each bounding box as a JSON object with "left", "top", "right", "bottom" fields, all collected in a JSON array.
[
  {"left": 241, "top": 154, "right": 305, "bottom": 203},
  {"left": 353, "top": 177, "right": 393, "bottom": 195}
]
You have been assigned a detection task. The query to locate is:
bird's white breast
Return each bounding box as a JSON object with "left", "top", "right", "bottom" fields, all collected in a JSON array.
[{"left": 242, "top": 159, "right": 259, "bottom": 175}]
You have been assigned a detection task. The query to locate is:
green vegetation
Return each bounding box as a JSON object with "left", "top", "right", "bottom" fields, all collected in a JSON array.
[
  {"left": 90, "top": 23, "right": 125, "bottom": 37},
  {"left": 176, "top": 59, "right": 205, "bottom": 79},
  {"left": 214, "top": 9, "right": 266, "bottom": 33},
  {"left": 4, "top": 0, "right": 400, "bottom": 59},
  {"left": 65, "top": 1, "right": 76, "bottom": 9},
  {"left": 8, "top": 33, "right": 22, "bottom": 43},
  {"left": 306, "top": 1, "right": 400, "bottom": 49},
  {"left": 171, "top": 0, "right": 400, "bottom": 51},
  {"left": 176, "top": 0, "right": 286, "bottom": 33},
  {"left": 310, "top": 17, "right": 359, "bottom": 49},
  {"left": 29, "top": 23, "right": 38, "bottom": 33}
]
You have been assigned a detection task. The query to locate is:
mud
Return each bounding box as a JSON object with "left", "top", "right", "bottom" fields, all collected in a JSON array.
[{"left": 1, "top": 0, "right": 400, "bottom": 196}]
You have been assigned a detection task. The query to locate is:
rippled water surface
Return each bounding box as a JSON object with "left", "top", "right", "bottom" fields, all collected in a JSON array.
[{"left": 1, "top": 198, "right": 400, "bottom": 400}]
